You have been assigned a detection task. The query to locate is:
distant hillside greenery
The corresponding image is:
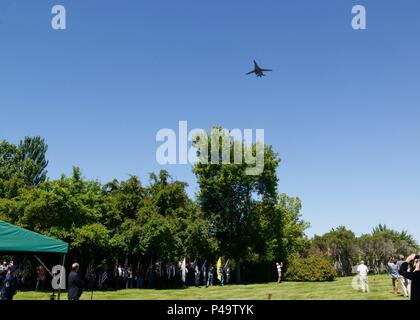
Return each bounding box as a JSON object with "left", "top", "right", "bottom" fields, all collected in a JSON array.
[
  {"left": 0, "top": 136, "right": 417, "bottom": 282},
  {"left": 310, "top": 225, "right": 418, "bottom": 276}
]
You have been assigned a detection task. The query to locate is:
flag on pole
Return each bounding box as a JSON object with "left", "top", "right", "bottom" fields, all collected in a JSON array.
[
  {"left": 223, "top": 259, "right": 230, "bottom": 270},
  {"left": 98, "top": 268, "right": 108, "bottom": 289},
  {"left": 192, "top": 259, "right": 197, "bottom": 270},
  {"left": 181, "top": 257, "right": 187, "bottom": 283},
  {"left": 217, "top": 257, "right": 222, "bottom": 280},
  {"left": 85, "top": 262, "right": 96, "bottom": 282},
  {"left": 201, "top": 260, "right": 207, "bottom": 273},
  {"left": 113, "top": 260, "right": 118, "bottom": 277},
  {"left": 148, "top": 258, "right": 153, "bottom": 274}
]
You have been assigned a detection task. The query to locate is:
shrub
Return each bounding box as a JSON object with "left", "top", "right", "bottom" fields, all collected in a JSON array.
[{"left": 285, "top": 255, "right": 337, "bottom": 282}]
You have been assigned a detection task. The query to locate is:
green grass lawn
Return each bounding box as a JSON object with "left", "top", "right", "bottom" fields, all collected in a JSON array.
[{"left": 15, "top": 274, "right": 407, "bottom": 300}]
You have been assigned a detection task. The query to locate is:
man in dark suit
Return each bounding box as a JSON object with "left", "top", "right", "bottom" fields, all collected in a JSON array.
[
  {"left": 399, "top": 254, "right": 420, "bottom": 301},
  {"left": 68, "top": 263, "right": 84, "bottom": 300}
]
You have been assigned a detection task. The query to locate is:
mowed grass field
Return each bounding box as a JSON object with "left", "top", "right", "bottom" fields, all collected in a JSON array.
[{"left": 15, "top": 274, "right": 407, "bottom": 300}]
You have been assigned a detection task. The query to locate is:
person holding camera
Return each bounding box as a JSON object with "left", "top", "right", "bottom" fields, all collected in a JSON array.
[
  {"left": 276, "top": 262, "right": 283, "bottom": 283},
  {"left": 399, "top": 254, "right": 420, "bottom": 301},
  {"left": 397, "top": 255, "right": 410, "bottom": 298}
]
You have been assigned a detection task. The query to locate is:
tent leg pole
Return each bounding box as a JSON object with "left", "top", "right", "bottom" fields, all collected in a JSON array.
[{"left": 58, "top": 253, "right": 66, "bottom": 300}]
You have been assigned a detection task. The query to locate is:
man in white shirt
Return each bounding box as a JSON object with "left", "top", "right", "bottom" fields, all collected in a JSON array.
[
  {"left": 276, "top": 262, "right": 283, "bottom": 283},
  {"left": 357, "top": 261, "right": 369, "bottom": 293}
]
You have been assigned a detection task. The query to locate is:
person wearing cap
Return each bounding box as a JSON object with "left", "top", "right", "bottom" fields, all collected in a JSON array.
[
  {"left": 356, "top": 260, "right": 369, "bottom": 293},
  {"left": 1, "top": 265, "right": 19, "bottom": 300},
  {"left": 399, "top": 254, "right": 420, "bottom": 301}
]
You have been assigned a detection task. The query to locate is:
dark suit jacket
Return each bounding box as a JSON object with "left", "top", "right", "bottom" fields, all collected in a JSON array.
[
  {"left": 68, "top": 271, "right": 84, "bottom": 300},
  {"left": 399, "top": 262, "right": 420, "bottom": 301}
]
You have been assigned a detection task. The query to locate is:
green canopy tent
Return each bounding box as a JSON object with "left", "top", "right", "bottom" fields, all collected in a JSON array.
[
  {"left": 0, "top": 220, "right": 68, "bottom": 299},
  {"left": 0, "top": 220, "right": 68, "bottom": 253}
]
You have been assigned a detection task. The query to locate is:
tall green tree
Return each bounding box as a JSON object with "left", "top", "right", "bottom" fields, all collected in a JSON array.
[
  {"left": 357, "top": 224, "right": 419, "bottom": 272},
  {"left": 193, "top": 129, "right": 280, "bottom": 282},
  {"left": 17, "top": 136, "right": 49, "bottom": 186},
  {"left": 102, "top": 176, "right": 145, "bottom": 232},
  {"left": 277, "top": 194, "right": 310, "bottom": 259},
  {"left": 0, "top": 136, "right": 48, "bottom": 198},
  {"left": 12, "top": 167, "right": 109, "bottom": 260},
  {"left": 109, "top": 171, "right": 216, "bottom": 262},
  {"left": 311, "top": 227, "right": 357, "bottom": 276}
]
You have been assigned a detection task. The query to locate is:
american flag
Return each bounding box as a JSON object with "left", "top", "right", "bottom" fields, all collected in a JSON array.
[{"left": 98, "top": 269, "right": 108, "bottom": 289}]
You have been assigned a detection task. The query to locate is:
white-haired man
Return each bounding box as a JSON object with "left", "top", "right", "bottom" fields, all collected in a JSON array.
[
  {"left": 276, "top": 262, "right": 283, "bottom": 283},
  {"left": 357, "top": 261, "right": 369, "bottom": 293}
]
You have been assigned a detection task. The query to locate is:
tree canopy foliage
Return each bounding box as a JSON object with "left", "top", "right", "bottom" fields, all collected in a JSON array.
[
  {"left": 311, "top": 225, "right": 418, "bottom": 276},
  {"left": 0, "top": 136, "right": 311, "bottom": 283},
  {"left": 193, "top": 131, "right": 283, "bottom": 281},
  {"left": 1, "top": 136, "right": 416, "bottom": 282},
  {"left": 0, "top": 136, "right": 48, "bottom": 198}
]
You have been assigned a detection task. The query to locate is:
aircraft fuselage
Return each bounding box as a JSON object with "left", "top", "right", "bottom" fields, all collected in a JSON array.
[
  {"left": 246, "top": 60, "right": 271, "bottom": 77},
  {"left": 255, "top": 68, "right": 264, "bottom": 77}
]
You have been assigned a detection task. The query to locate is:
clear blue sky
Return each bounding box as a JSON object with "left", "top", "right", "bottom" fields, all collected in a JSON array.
[{"left": 1, "top": 1, "right": 419, "bottom": 241}]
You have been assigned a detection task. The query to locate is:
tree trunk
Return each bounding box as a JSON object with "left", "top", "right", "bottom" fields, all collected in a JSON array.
[{"left": 236, "top": 259, "right": 241, "bottom": 283}]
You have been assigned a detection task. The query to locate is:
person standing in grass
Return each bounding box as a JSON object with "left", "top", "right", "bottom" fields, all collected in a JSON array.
[
  {"left": 136, "top": 266, "right": 144, "bottom": 289},
  {"left": 225, "top": 266, "right": 231, "bottom": 284},
  {"left": 201, "top": 261, "right": 207, "bottom": 286},
  {"left": 35, "top": 265, "right": 46, "bottom": 291},
  {"left": 1, "top": 265, "right": 19, "bottom": 301},
  {"left": 276, "top": 262, "right": 283, "bottom": 283},
  {"left": 194, "top": 263, "right": 200, "bottom": 287},
  {"left": 399, "top": 254, "right": 420, "bottom": 301},
  {"left": 206, "top": 266, "right": 214, "bottom": 287},
  {"left": 126, "top": 266, "right": 133, "bottom": 289},
  {"left": 397, "top": 255, "right": 410, "bottom": 298},
  {"left": 68, "top": 263, "right": 84, "bottom": 300},
  {"left": 218, "top": 266, "right": 224, "bottom": 287},
  {"left": 356, "top": 261, "right": 369, "bottom": 293},
  {"left": 388, "top": 257, "right": 400, "bottom": 295}
]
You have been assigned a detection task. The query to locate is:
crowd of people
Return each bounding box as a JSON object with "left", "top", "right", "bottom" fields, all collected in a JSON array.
[
  {"left": 0, "top": 261, "right": 19, "bottom": 301},
  {"left": 68, "top": 259, "right": 233, "bottom": 300},
  {"left": 84, "top": 259, "right": 232, "bottom": 292},
  {"left": 356, "top": 253, "right": 420, "bottom": 300},
  {"left": 0, "top": 257, "right": 235, "bottom": 300},
  {"left": 64, "top": 254, "right": 420, "bottom": 301},
  {"left": 2, "top": 254, "right": 419, "bottom": 301}
]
